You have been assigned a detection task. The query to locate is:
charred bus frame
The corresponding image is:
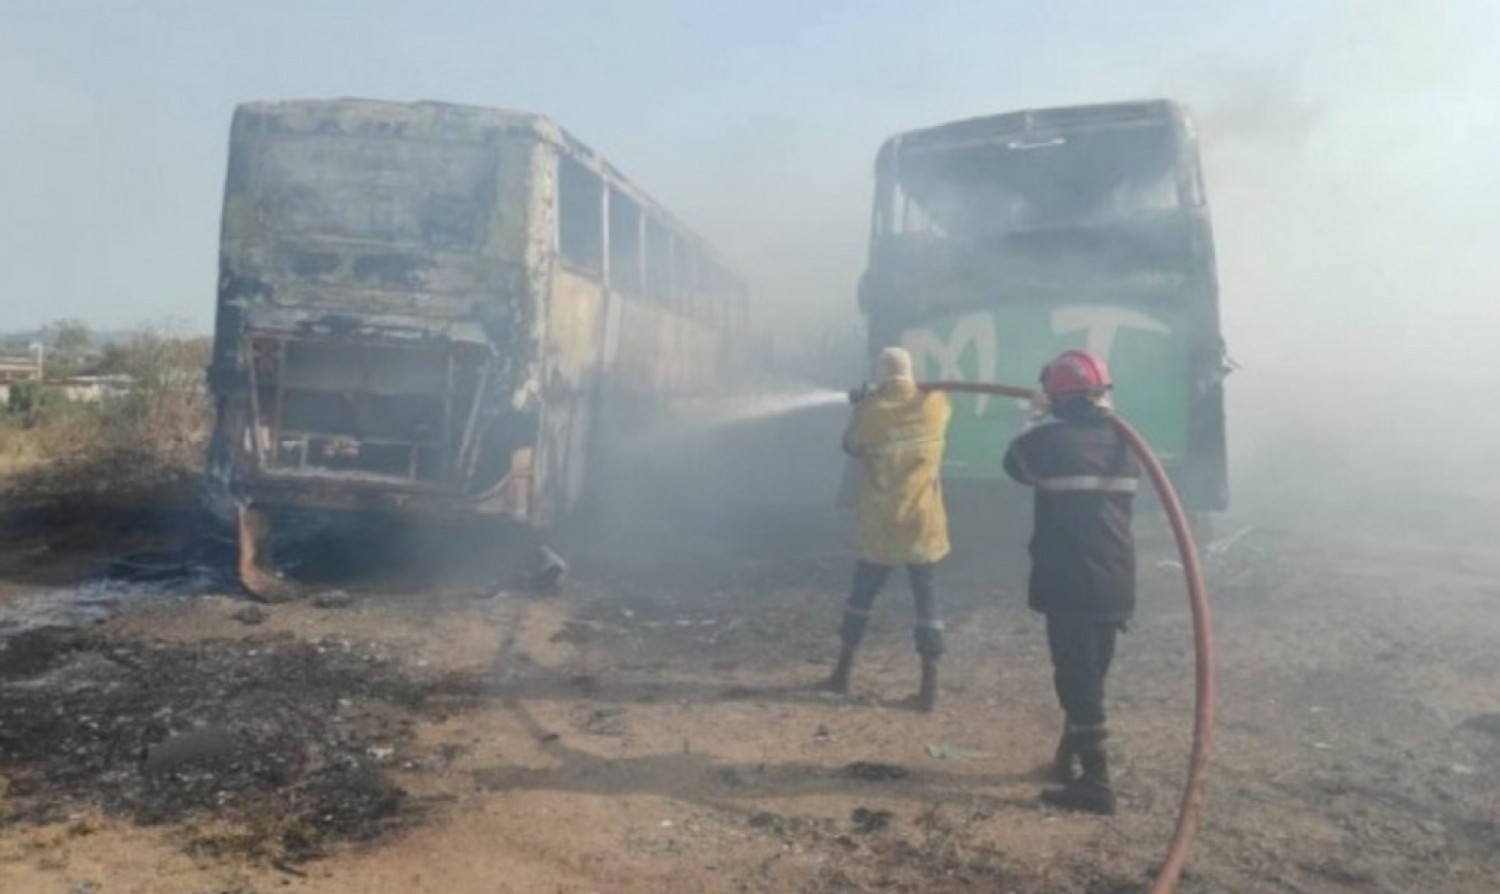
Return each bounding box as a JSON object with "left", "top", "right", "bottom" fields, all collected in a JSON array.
[{"left": 205, "top": 99, "right": 749, "bottom": 593}]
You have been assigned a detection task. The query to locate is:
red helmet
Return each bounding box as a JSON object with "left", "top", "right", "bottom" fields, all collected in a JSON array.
[{"left": 1040, "top": 350, "right": 1112, "bottom": 398}]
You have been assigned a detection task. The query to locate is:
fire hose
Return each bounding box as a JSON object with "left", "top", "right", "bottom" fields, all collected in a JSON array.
[{"left": 918, "top": 380, "right": 1215, "bottom": 894}]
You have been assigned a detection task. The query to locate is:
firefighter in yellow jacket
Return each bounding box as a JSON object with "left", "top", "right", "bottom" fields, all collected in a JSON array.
[{"left": 824, "top": 346, "right": 953, "bottom": 711}]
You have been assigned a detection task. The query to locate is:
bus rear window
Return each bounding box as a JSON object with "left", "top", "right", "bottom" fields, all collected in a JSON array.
[{"left": 255, "top": 135, "right": 498, "bottom": 250}]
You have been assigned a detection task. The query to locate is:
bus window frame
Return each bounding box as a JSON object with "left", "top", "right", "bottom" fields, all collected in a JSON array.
[
  {"left": 606, "top": 185, "right": 643, "bottom": 296},
  {"left": 557, "top": 153, "right": 605, "bottom": 275},
  {"left": 558, "top": 146, "right": 747, "bottom": 335}
]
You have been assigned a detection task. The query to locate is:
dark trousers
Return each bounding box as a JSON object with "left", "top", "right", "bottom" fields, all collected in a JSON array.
[
  {"left": 839, "top": 561, "right": 944, "bottom": 659},
  {"left": 1045, "top": 613, "right": 1120, "bottom": 736}
]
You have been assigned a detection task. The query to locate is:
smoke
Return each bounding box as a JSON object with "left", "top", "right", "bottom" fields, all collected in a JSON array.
[
  {"left": 5, "top": 0, "right": 1497, "bottom": 548},
  {"left": 1176, "top": 1, "right": 1496, "bottom": 367},
  {"left": 648, "top": 0, "right": 1500, "bottom": 545},
  {"left": 672, "top": 0, "right": 1500, "bottom": 544},
  {"left": 1154, "top": 2, "right": 1500, "bottom": 538},
  {"left": 658, "top": 125, "right": 874, "bottom": 364}
]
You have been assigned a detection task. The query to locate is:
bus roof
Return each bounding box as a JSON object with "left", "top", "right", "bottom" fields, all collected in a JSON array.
[
  {"left": 876, "top": 98, "right": 1194, "bottom": 161},
  {"left": 232, "top": 98, "right": 743, "bottom": 287}
]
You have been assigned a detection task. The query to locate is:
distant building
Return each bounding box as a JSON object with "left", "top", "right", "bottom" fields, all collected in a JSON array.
[
  {"left": 0, "top": 356, "right": 40, "bottom": 383},
  {"left": 0, "top": 355, "right": 41, "bottom": 407},
  {"left": 55, "top": 374, "right": 134, "bottom": 403}
]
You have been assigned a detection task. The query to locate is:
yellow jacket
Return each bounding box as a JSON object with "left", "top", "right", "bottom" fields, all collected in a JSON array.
[{"left": 842, "top": 381, "right": 952, "bottom": 565}]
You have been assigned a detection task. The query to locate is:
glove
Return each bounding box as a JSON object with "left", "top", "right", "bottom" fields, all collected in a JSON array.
[{"left": 1027, "top": 391, "right": 1052, "bottom": 419}]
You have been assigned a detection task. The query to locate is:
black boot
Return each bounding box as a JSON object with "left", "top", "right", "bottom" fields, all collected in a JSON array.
[
  {"left": 823, "top": 645, "right": 855, "bottom": 694},
  {"left": 916, "top": 659, "right": 938, "bottom": 713},
  {"left": 1051, "top": 731, "right": 1079, "bottom": 784},
  {"left": 1041, "top": 745, "right": 1116, "bottom": 815}
]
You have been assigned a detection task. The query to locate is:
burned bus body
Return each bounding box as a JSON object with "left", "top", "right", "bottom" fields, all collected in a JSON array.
[
  {"left": 205, "top": 99, "right": 748, "bottom": 594},
  {"left": 860, "top": 100, "right": 1230, "bottom": 549}
]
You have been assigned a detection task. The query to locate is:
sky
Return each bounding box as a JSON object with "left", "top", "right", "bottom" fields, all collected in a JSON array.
[{"left": 2, "top": 0, "right": 1498, "bottom": 384}]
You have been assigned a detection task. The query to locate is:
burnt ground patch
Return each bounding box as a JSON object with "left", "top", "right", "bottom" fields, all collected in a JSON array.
[{"left": 0, "top": 627, "right": 479, "bottom": 861}]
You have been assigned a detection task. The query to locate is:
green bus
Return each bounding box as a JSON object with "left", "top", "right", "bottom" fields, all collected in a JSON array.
[{"left": 859, "top": 99, "right": 1230, "bottom": 523}]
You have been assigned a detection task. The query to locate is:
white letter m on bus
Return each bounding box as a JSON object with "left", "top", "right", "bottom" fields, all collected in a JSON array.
[{"left": 903, "top": 312, "right": 998, "bottom": 414}]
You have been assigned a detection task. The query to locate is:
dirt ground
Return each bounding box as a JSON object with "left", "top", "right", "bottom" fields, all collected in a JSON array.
[{"left": 2, "top": 513, "right": 1499, "bottom": 894}]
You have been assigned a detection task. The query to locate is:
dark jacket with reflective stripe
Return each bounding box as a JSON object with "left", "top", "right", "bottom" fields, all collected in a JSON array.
[{"left": 1003, "top": 412, "right": 1140, "bottom": 622}]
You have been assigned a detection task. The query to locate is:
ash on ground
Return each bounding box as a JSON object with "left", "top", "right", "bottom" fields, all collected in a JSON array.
[{"left": 0, "top": 627, "right": 473, "bottom": 861}]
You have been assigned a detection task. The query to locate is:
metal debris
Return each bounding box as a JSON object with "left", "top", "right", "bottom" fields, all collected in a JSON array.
[
  {"left": 925, "top": 742, "right": 994, "bottom": 761},
  {"left": 232, "top": 605, "right": 269, "bottom": 625},
  {"left": 311, "top": 589, "right": 356, "bottom": 609},
  {"left": 1207, "top": 525, "right": 1257, "bottom": 555}
]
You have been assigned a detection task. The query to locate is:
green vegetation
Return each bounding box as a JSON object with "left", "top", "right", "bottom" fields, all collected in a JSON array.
[
  {"left": 0, "top": 327, "right": 211, "bottom": 506},
  {"left": 52, "top": 318, "right": 93, "bottom": 355}
]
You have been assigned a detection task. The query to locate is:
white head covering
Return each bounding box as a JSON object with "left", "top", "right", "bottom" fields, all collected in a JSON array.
[{"left": 875, "top": 346, "right": 914, "bottom": 383}]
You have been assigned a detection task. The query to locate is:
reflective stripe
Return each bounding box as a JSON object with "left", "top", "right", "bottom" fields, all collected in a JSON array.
[
  {"left": 1035, "top": 475, "right": 1138, "bottom": 494},
  {"left": 1066, "top": 722, "right": 1109, "bottom": 735},
  {"left": 916, "top": 619, "right": 946, "bottom": 631}
]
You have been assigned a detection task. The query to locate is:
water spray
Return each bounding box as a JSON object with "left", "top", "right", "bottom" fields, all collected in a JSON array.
[
  {"left": 705, "top": 387, "right": 848, "bottom": 426},
  {"left": 918, "top": 379, "right": 1215, "bottom": 894}
]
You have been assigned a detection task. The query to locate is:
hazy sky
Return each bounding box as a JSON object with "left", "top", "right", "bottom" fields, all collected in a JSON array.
[{"left": 2, "top": 0, "right": 1497, "bottom": 379}]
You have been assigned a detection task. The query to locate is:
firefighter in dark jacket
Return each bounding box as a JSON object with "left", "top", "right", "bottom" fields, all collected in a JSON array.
[{"left": 1003, "top": 349, "right": 1140, "bottom": 815}]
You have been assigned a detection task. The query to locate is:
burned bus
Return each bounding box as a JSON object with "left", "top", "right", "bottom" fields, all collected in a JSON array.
[
  {"left": 859, "top": 99, "right": 1230, "bottom": 545},
  {"left": 205, "top": 99, "right": 749, "bottom": 595}
]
